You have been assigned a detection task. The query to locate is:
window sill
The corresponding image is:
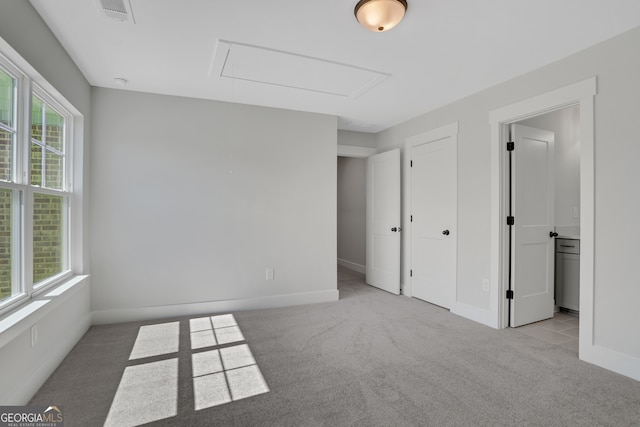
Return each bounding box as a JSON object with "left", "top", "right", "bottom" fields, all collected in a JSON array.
[
  {"left": 33, "top": 270, "right": 75, "bottom": 298},
  {"left": 0, "top": 275, "right": 90, "bottom": 349}
]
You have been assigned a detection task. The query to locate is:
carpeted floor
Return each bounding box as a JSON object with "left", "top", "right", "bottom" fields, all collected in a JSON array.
[{"left": 30, "top": 267, "right": 640, "bottom": 426}]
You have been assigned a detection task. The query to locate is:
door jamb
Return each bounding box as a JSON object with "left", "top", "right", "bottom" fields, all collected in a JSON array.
[{"left": 489, "top": 78, "right": 596, "bottom": 340}]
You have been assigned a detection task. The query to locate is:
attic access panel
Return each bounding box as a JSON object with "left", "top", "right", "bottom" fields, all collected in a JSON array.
[{"left": 210, "top": 40, "right": 389, "bottom": 98}]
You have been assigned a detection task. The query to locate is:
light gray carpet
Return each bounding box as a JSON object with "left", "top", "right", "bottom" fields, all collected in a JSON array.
[{"left": 30, "top": 267, "right": 640, "bottom": 426}]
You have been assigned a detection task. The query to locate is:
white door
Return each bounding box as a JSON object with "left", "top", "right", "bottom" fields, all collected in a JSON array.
[
  {"left": 510, "top": 124, "right": 555, "bottom": 327},
  {"left": 410, "top": 139, "right": 457, "bottom": 309},
  {"left": 366, "top": 149, "right": 401, "bottom": 294}
]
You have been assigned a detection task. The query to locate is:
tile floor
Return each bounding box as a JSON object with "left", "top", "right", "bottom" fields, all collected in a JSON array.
[{"left": 514, "top": 311, "right": 579, "bottom": 354}]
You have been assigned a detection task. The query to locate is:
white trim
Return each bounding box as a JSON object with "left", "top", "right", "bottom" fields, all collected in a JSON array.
[
  {"left": 0, "top": 38, "right": 82, "bottom": 118},
  {"left": 490, "top": 77, "right": 596, "bottom": 329},
  {"left": 405, "top": 122, "right": 459, "bottom": 147},
  {"left": 486, "top": 78, "right": 640, "bottom": 380},
  {"left": 451, "top": 301, "right": 495, "bottom": 328},
  {"left": 337, "top": 144, "right": 376, "bottom": 158},
  {"left": 489, "top": 78, "right": 597, "bottom": 124},
  {"left": 580, "top": 344, "right": 640, "bottom": 382},
  {"left": 0, "top": 38, "right": 85, "bottom": 316},
  {"left": 7, "top": 312, "right": 91, "bottom": 405},
  {"left": 92, "top": 289, "right": 340, "bottom": 325},
  {"left": 577, "top": 94, "right": 595, "bottom": 351},
  {"left": 69, "top": 115, "right": 84, "bottom": 274},
  {"left": 570, "top": 95, "right": 639, "bottom": 381},
  {"left": 403, "top": 122, "right": 459, "bottom": 298},
  {"left": 0, "top": 275, "right": 89, "bottom": 347},
  {"left": 337, "top": 258, "right": 366, "bottom": 274}
]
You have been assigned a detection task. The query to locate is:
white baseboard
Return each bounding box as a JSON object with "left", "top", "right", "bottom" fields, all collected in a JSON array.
[
  {"left": 452, "top": 300, "right": 640, "bottom": 380},
  {"left": 580, "top": 343, "right": 640, "bottom": 381},
  {"left": 10, "top": 313, "right": 91, "bottom": 404},
  {"left": 92, "top": 289, "right": 339, "bottom": 325},
  {"left": 451, "top": 301, "right": 499, "bottom": 329},
  {"left": 337, "top": 258, "right": 366, "bottom": 275}
]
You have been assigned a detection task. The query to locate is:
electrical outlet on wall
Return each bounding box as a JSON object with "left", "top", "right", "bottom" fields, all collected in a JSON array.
[
  {"left": 482, "top": 279, "right": 490, "bottom": 292},
  {"left": 266, "top": 268, "right": 274, "bottom": 281}
]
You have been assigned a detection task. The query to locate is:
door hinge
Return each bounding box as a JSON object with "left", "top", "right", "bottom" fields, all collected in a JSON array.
[
  {"left": 506, "top": 290, "right": 514, "bottom": 299},
  {"left": 507, "top": 216, "right": 514, "bottom": 226},
  {"left": 410, "top": 215, "right": 413, "bottom": 222},
  {"left": 507, "top": 141, "right": 515, "bottom": 151},
  {"left": 410, "top": 160, "right": 413, "bottom": 167},
  {"left": 410, "top": 269, "right": 413, "bottom": 277}
]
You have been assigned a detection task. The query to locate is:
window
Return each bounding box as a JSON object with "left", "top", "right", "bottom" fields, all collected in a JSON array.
[
  {"left": 0, "top": 66, "right": 17, "bottom": 304},
  {"left": 0, "top": 67, "right": 15, "bottom": 182},
  {"left": 31, "top": 94, "right": 69, "bottom": 285},
  {"left": 0, "top": 54, "right": 74, "bottom": 310},
  {"left": 31, "top": 95, "right": 65, "bottom": 189}
]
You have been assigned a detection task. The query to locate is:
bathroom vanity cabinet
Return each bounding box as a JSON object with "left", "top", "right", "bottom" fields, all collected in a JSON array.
[{"left": 555, "top": 238, "right": 580, "bottom": 312}]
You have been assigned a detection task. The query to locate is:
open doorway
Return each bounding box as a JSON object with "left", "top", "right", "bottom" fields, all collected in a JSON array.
[
  {"left": 337, "top": 156, "right": 367, "bottom": 275},
  {"left": 490, "top": 77, "right": 596, "bottom": 359},
  {"left": 504, "top": 107, "right": 581, "bottom": 353},
  {"left": 518, "top": 106, "right": 581, "bottom": 315}
]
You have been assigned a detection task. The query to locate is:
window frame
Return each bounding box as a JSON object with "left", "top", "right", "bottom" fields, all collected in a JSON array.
[
  {"left": 0, "top": 57, "right": 20, "bottom": 183},
  {"left": 30, "top": 86, "right": 70, "bottom": 191},
  {"left": 0, "top": 52, "right": 75, "bottom": 314}
]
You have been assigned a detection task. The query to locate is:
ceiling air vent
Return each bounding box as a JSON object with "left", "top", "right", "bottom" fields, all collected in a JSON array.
[{"left": 96, "top": 0, "right": 136, "bottom": 23}]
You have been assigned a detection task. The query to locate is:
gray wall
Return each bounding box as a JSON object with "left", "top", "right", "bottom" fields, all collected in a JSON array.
[
  {"left": 90, "top": 88, "right": 338, "bottom": 319},
  {"left": 337, "top": 157, "right": 366, "bottom": 269},
  {"left": 337, "top": 130, "right": 377, "bottom": 148},
  {"left": 0, "top": 1, "right": 92, "bottom": 404},
  {"left": 520, "top": 107, "right": 580, "bottom": 228},
  {"left": 377, "top": 27, "right": 640, "bottom": 362}
]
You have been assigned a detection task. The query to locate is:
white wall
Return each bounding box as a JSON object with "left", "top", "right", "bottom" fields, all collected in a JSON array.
[
  {"left": 337, "top": 130, "right": 377, "bottom": 148},
  {"left": 0, "top": 281, "right": 90, "bottom": 404},
  {"left": 90, "top": 88, "right": 338, "bottom": 322},
  {"left": 0, "top": 1, "right": 92, "bottom": 404},
  {"left": 337, "top": 157, "right": 366, "bottom": 271},
  {"left": 520, "top": 107, "right": 580, "bottom": 229},
  {"left": 377, "top": 27, "right": 640, "bottom": 368}
]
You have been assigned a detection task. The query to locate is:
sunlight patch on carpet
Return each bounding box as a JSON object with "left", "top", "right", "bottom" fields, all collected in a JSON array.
[
  {"left": 109, "top": 314, "right": 269, "bottom": 420},
  {"left": 190, "top": 329, "right": 217, "bottom": 349},
  {"left": 192, "top": 349, "right": 224, "bottom": 377},
  {"left": 191, "top": 339, "right": 269, "bottom": 409},
  {"left": 129, "top": 322, "right": 179, "bottom": 360},
  {"left": 226, "top": 364, "right": 269, "bottom": 401},
  {"left": 190, "top": 314, "right": 244, "bottom": 350},
  {"left": 194, "top": 372, "right": 231, "bottom": 409},
  {"left": 216, "top": 325, "right": 245, "bottom": 345},
  {"left": 104, "top": 358, "right": 178, "bottom": 426}
]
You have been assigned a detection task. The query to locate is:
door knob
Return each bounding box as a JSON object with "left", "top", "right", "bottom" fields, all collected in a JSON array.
[
  {"left": 442, "top": 230, "right": 450, "bottom": 236},
  {"left": 550, "top": 231, "right": 558, "bottom": 238}
]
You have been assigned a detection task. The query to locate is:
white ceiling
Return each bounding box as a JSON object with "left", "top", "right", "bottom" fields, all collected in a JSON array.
[{"left": 29, "top": 0, "right": 640, "bottom": 133}]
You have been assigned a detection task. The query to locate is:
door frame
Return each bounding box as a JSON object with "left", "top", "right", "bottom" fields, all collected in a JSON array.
[
  {"left": 404, "top": 122, "right": 458, "bottom": 298},
  {"left": 489, "top": 78, "right": 596, "bottom": 344}
]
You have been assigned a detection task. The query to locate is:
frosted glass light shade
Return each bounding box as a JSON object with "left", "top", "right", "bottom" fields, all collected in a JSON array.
[{"left": 355, "top": 0, "right": 407, "bottom": 32}]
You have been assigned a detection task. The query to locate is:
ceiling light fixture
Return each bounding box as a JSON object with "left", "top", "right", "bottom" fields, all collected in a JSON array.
[{"left": 354, "top": 0, "right": 407, "bottom": 32}]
